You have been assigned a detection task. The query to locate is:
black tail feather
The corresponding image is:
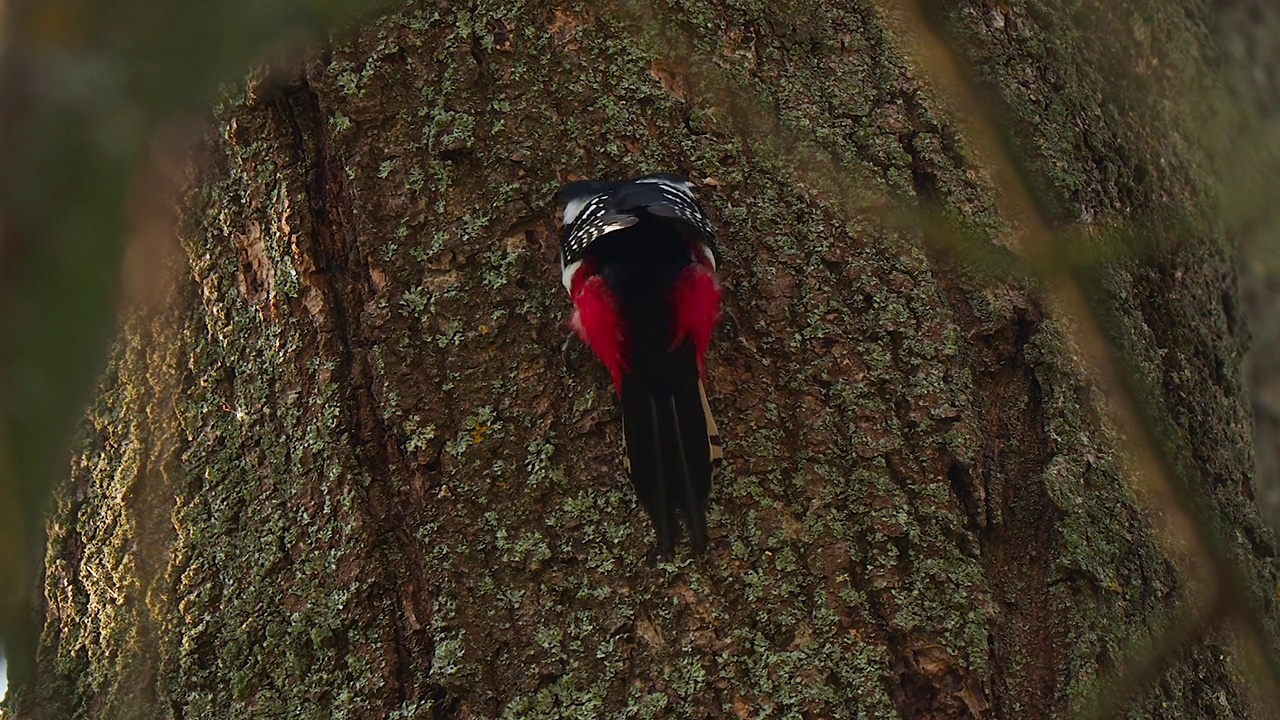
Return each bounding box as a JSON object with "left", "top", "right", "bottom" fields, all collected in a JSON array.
[
  {"left": 647, "top": 397, "right": 675, "bottom": 558},
  {"left": 621, "top": 358, "right": 714, "bottom": 557},
  {"left": 667, "top": 396, "right": 708, "bottom": 554}
]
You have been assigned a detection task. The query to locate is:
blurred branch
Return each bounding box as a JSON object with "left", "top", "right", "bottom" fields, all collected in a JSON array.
[
  {"left": 880, "top": 3, "right": 1280, "bottom": 714},
  {"left": 612, "top": 0, "right": 1280, "bottom": 712},
  {"left": 1076, "top": 592, "right": 1224, "bottom": 720},
  {"left": 881, "top": 0, "right": 1211, "bottom": 566}
]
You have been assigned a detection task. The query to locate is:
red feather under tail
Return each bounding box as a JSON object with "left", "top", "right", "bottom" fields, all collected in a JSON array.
[
  {"left": 669, "top": 263, "right": 721, "bottom": 375},
  {"left": 570, "top": 272, "right": 628, "bottom": 392}
]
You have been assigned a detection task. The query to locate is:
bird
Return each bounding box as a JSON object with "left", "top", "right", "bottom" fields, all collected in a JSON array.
[{"left": 556, "top": 172, "right": 724, "bottom": 558}]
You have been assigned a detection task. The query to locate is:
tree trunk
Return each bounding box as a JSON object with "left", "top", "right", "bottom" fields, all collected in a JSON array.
[{"left": 9, "top": 1, "right": 1277, "bottom": 718}]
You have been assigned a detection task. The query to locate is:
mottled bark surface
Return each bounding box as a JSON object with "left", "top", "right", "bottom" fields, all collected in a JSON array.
[{"left": 8, "top": 1, "right": 1277, "bottom": 718}]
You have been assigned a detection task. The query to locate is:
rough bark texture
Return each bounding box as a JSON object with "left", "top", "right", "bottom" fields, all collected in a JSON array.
[{"left": 9, "top": 0, "right": 1278, "bottom": 718}]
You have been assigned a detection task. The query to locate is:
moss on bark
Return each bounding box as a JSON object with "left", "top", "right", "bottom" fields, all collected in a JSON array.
[{"left": 9, "top": 1, "right": 1276, "bottom": 718}]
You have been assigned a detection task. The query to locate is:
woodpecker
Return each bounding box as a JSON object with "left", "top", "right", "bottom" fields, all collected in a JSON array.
[{"left": 557, "top": 173, "right": 723, "bottom": 558}]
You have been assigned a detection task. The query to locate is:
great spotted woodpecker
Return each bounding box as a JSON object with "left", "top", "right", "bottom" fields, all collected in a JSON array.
[{"left": 557, "top": 173, "right": 723, "bottom": 557}]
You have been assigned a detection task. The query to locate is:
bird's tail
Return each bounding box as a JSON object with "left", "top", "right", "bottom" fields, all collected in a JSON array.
[{"left": 621, "top": 366, "right": 719, "bottom": 558}]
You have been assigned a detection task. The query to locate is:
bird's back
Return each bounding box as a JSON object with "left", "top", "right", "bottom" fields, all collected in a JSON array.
[{"left": 556, "top": 174, "right": 722, "bottom": 557}]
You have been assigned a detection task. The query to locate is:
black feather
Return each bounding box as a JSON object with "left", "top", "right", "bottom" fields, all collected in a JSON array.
[
  {"left": 559, "top": 174, "right": 716, "bottom": 266},
  {"left": 614, "top": 247, "right": 714, "bottom": 557}
]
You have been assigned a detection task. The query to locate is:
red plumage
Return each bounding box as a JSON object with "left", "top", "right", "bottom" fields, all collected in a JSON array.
[
  {"left": 668, "top": 262, "right": 721, "bottom": 376},
  {"left": 570, "top": 268, "right": 628, "bottom": 392},
  {"left": 572, "top": 258, "right": 721, "bottom": 391}
]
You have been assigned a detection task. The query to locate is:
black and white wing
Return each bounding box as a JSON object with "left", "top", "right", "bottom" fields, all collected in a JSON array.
[
  {"left": 559, "top": 181, "right": 629, "bottom": 290},
  {"left": 614, "top": 174, "right": 716, "bottom": 250},
  {"left": 557, "top": 173, "right": 717, "bottom": 292}
]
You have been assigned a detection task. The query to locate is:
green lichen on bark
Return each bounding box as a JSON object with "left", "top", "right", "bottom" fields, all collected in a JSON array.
[{"left": 10, "top": 0, "right": 1277, "bottom": 718}]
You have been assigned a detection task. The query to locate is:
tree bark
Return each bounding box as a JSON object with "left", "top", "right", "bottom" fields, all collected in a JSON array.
[{"left": 9, "top": 1, "right": 1278, "bottom": 718}]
